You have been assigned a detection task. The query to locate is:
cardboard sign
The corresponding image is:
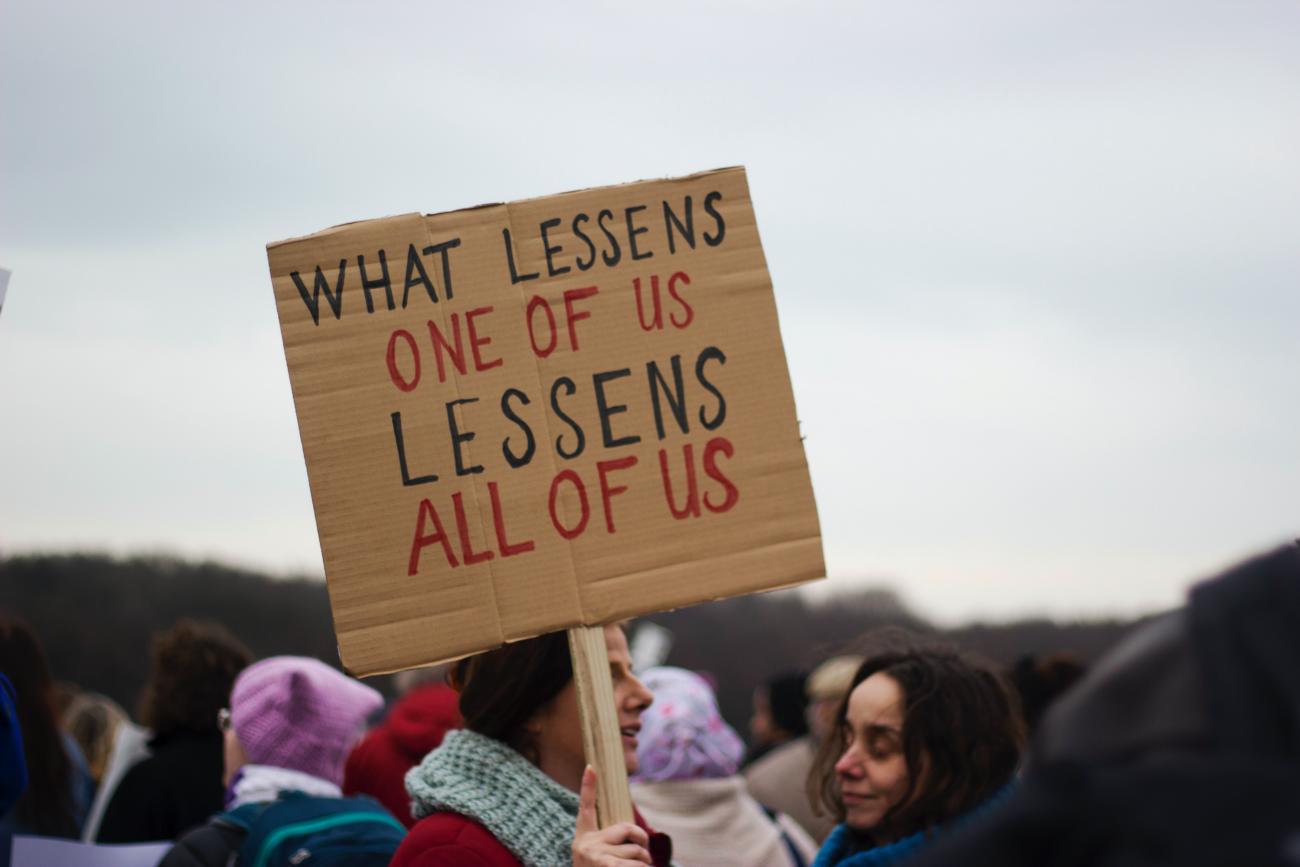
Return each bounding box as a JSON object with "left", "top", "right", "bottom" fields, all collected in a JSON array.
[{"left": 268, "top": 167, "right": 823, "bottom": 676}]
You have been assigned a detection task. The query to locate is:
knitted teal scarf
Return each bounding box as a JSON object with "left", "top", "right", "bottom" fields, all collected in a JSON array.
[{"left": 405, "top": 729, "right": 580, "bottom": 867}]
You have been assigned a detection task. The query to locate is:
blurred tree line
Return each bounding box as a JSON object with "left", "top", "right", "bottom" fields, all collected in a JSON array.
[
  {"left": 0, "top": 552, "right": 1143, "bottom": 736},
  {"left": 641, "top": 589, "right": 1142, "bottom": 734},
  {"left": 1, "top": 553, "right": 338, "bottom": 717}
]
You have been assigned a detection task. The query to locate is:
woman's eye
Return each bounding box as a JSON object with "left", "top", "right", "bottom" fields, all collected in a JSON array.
[{"left": 867, "top": 737, "right": 897, "bottom": 759}]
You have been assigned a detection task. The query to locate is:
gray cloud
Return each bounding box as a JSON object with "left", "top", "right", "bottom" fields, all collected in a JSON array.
[{"left": 2, "top": 0, "right": 1296, "bottom": 621}]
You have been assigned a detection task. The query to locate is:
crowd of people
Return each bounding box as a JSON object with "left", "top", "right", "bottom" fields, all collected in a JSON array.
[{"left": 1, "top": 542, "right": 1298, "bottom": 866}]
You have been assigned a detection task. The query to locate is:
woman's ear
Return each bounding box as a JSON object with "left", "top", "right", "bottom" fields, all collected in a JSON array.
[{"left": 517, "top": 707, "right": 549, "bottom": 765}]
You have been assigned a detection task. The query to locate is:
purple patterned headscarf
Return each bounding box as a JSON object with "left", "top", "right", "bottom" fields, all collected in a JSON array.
[{"left": 631, "top": 666, "right": 745, "bottom": 782}]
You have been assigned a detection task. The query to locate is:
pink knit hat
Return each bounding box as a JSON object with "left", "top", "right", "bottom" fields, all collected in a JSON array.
[{"left": 229, "top": 656, "right": 383, "bottom": 786}]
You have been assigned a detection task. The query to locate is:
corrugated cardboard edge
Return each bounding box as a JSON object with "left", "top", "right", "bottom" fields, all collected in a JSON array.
[{"left": 265, "top": 167, "right": 745, "bottom": 251}]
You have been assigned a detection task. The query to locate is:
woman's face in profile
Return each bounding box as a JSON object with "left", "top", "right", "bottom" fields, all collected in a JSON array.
[
  {"left": 530, "top": 625, "right": 654, "bottom": 790},
  {"left": 833, "top": 672, "right": 913, "bottom": 834}
]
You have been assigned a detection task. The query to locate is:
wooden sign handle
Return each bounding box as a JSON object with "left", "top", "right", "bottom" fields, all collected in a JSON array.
[{"left": 567, "top": 625, "right": 635, "bottom": 826}]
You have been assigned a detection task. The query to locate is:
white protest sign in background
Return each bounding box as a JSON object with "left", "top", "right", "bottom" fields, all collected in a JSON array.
[{"left": 11, "top": 837, "right": 169, "bottom": 867}]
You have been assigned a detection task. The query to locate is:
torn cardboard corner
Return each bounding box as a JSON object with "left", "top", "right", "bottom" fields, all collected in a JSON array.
[{"left": 267, "top": 166, "right": 824, "bottom": 677}]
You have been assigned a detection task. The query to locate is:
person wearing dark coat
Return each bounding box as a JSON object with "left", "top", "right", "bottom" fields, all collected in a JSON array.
[
  {"left": 97, "top": 730, "right": 228, "bottom": 843},
  {"left": 342, "top": 681, "right": 462, "bottom": 827},
  {"left": 97, "top": 620, "right": 251, "bottom": 843},
  {"left": 907, "top": 543, "right": 1300, "bottom": 867},
  {"left": 0, "top": 619, "right": 95, "bottom": 867},
  {"left": 745, "top": 671, "right": 809, "bottom": 766},
  {"left": 0, "top": 675, "right": 26, "bottom": 818}
]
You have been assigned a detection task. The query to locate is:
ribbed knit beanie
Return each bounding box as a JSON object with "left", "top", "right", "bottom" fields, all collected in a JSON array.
[{"left": 230, "top": 655, "right": 383, "bottom": 786}]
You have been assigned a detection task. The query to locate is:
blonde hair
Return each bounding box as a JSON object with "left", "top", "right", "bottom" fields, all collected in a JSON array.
[{"left": 64, "top": 692, "right": 128, "bottom": 783}]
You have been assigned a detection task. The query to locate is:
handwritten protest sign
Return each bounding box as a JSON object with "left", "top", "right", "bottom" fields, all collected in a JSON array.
[{"left": 268, "top": 167, "right": 823, "bottom": 677}]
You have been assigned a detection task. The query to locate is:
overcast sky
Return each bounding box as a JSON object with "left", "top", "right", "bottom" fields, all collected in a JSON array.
[{"left": 2, "top": 0, "right": 1297, "bottom": 624}]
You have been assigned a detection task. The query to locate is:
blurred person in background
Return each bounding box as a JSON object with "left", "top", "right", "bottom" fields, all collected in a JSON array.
[
  {"left": 0, "top": 675, "right": 28, "bottom": 825},
  {"left": 907, "top": 544, "right": 1300, "bottom": 867},
  {"left": 162, "top": 655, "right": 400, "bottom": 866},
  {"left": 53, "top": 681, "right": 81, "bottom": 723},
  {"left": 343, "top": 664, "right": 463, "bottom": 827},
  {"left": 74, "top": 693, "right": 151, "bottom": 842},
  {"left": 97, "top": 619, "right": 253, "bottom": 843},
  {"left": 804, "top": 657, "right": 866, "bottom": 743},
  {"left": 1008, "top": 653, "right": 1085, "bottom": 735},
  {"left": 748, "top": 655, "right": 862, "bottom": 843},
  {"left": 0, "top": 617, "right": 94, "bottom": 867},
  {"left": 391, "top": 625, "right": 671, "bottom": 867},
  {"left": 631, "top": 666, "right": 817, "bottom": 867},
  {"left": 62, "top": 691, "right": 129, "bottom": 786},
  {"left": 746, "top": 671, "right": 809, "bottom": 766},
  {"left": 808, "top": 641, "right": 1024, "bottom": 867}
]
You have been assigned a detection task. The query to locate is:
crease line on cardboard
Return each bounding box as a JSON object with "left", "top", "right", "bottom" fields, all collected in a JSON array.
[
  {"left": 421, "top": 216, "right": 506, "bottom": 652},
  {"left": 502, "top": 199, "right": 586, "bottom": 630}
]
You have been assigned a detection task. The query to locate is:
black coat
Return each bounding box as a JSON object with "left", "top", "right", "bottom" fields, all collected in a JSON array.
[
  {"left": 910, "top": 544, "right": 1300, "bottom": 867},
  {"left": 97, "top": 731, "right": 226, "bottom": 843},
  {"left": 158, "top": 818, "right": 245, "bottom": 867}
]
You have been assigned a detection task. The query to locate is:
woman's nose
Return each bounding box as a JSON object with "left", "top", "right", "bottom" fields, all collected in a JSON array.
[
  {"left": 834, "top": 747, "right": 864, "bottom": 778},
  {"left": 629, "top": 674, "right": 653, "bottom": 710}
]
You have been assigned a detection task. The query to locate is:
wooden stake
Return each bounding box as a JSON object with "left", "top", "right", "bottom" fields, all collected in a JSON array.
[{"left": 567, "top": 625, "right": 635, "bottom": 826}]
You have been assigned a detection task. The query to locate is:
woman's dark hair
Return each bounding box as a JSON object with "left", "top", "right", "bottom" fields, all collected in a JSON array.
[
  {"left": 0, "top": 617, "right": 80, "bottom": 836},
  {"left": 137, "top": 620, "right": 252, "bottom": 736},
  {"left": 809, "top": 634, "right": 1025, "bottom": 840},
  {"left": 1010, "top": 652, "right": 1086, "bottom": 733},
  {"left": 449, "top": 630, "right": 573, "bottom": 761}
]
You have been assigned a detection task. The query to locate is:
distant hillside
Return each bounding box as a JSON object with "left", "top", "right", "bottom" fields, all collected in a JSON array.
[
  {"left": 1, "top": 553, "right": 338, "bottom": 714},
  {"left": 0, "top": 552, "right": 1141, "bottom": 734}
]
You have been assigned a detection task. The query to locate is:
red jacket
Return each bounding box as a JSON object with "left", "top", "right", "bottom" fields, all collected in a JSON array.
[
  {"left": 342, "top": 683, "right": 462, "bottom": 827},
  {"left": 389, "top": 810, "right": 673, "bottom": 867}
]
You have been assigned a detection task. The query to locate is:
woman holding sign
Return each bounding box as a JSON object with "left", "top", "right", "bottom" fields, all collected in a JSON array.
[
  {"left": 807, "top": 642, "right": 1024, "bottom": 867},
  {"left": 391, "top": 624, "right": 670, "bottom": 867}
]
